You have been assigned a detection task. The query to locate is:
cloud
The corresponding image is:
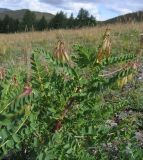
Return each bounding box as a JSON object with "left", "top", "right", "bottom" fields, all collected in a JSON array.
[
  {"left": 0, "top": 0, "right": 61, "bottom": 14},
  {"left": 0, "top": 0, "right": 143, "bottom": 20},
  {"left": 103, "top": 0, "right": 143, "bottom": 14}
]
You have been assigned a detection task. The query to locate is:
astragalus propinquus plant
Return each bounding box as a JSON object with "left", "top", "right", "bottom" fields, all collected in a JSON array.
[{"left": 0, "top": 28, "right": 143, "bottom": 160}]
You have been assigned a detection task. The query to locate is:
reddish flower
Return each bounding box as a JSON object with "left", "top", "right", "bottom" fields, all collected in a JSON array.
[
  {"left": 19, "top": 84, "right": 32, "bottom": 98},
  {"left": 54, "top": 121, "right": 62, "bottom": 132},
  {"left": 23, "top": 85, "right": 32, "bottom": 96}
]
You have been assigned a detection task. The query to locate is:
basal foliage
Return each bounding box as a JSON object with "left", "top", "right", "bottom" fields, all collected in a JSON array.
[{"left": 0, "top": 29, "right": 141, "bottom": 160}]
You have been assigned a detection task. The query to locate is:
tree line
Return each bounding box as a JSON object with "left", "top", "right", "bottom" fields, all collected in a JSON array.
[{"left": 0, "top": 8, "right": 97, "bottom": 33}]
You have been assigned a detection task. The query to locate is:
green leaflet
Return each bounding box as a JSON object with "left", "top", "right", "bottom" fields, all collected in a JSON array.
[{"left": 0, "top": 43, "right": 141, "bottom": 160}]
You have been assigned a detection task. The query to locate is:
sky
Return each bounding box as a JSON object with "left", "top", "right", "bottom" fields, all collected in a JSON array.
[{"left": 0, "top": 0, "right": 143, "bottom": 20}]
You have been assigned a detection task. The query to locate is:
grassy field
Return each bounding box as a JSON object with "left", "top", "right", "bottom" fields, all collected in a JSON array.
[
  {"left": 0, "top": 22, "right": 143, "bottom": 67},
  {"left": 0, "top": 22, "right": 143, "bottom": 159}
]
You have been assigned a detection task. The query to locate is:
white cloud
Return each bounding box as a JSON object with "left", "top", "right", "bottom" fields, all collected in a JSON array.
[
  {"left": 64, "top": 2, "right": 101, "bottom": 20},
  {"left": 0, "top": 0, "right": 142, "bottom": 20},
  {"left": 118, "top": 8, "right": 133, "bottom": 15},
  {"left": 0, "top": 0, "right": 49, "bottom": 13}
]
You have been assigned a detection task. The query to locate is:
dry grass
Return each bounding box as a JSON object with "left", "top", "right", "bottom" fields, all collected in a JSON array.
[
  {"left": 0, "top": 22, "right": 142, "bottom": 43},
  {"left": 0, "top": 22, "right": 143, "bottom": 67}
]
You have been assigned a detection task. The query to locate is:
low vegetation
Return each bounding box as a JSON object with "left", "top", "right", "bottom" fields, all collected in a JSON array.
[{"left": 0, "top": 22, "right": 143, "bottom": 159}]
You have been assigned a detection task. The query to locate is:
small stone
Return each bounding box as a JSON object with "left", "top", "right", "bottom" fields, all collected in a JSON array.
[
  {"left": 138, "top": 77, "right": 142, "bottom": 80},
  {"left": 110, "top": 122, "right": 118, "bottom": 127},
  {"left": 135, "top": 131, "right": 143, "bottom": 142},
  {"left": 106, "top": 120, "right": 118, "bottom": 127}
]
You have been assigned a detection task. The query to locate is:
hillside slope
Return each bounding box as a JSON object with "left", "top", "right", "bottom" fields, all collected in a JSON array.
[
  {"left": 0, "top": 8, "right": 143, "bottom": 24},
  {"left": 0, "top": 8, "right": 54, "bottom": 22},
  {"left": 104, "top": 11, "right": 143, "bottom": 24},
  {"left": 0, "top": 8, "right": 11, "bottom": 13}
]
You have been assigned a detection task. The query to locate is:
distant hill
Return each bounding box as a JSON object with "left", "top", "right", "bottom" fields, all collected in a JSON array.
[
  {"left": 0, "top": 8, "right": 11, "bottom": 13},
  {"left": 0, "top": 8, "right": 54, "bottom": 22},
  {"left": 104, "top": 11, "right": 143, "bottom": 24},
  {"left": 0, "top": 8, "right": 143, "bottom": 25}
]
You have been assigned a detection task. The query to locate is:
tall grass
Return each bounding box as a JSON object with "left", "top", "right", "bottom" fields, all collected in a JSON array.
[{"left": 0, "top": 22, "right": 143, "bottom": 67}]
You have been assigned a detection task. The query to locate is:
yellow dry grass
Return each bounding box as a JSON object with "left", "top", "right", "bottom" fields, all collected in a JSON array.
[
  {"left": 0, "top": 22, "right": 143, "bottom": 67},
  {"left": 0, "top": 22, "right": 142, "bottom": 47}
]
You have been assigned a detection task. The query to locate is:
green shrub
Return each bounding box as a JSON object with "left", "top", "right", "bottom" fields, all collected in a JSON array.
[{"left": 0, "top": 32, "right": 141, "bottom": 159}]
